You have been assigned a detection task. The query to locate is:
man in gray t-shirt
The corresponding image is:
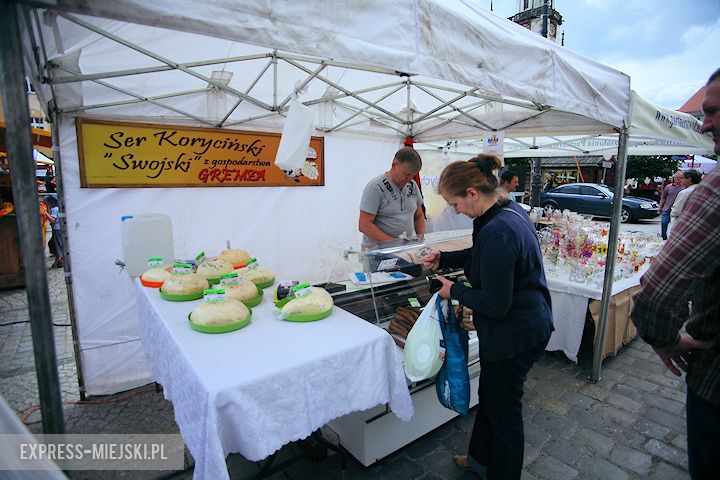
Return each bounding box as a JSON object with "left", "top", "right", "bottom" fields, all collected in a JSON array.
[{"left": 359, "top": 147, "right": 425, "bottom": 244}]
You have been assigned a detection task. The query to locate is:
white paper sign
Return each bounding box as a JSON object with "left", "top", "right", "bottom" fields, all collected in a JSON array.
[{"left": 377, "top": 258, "right": 399, "bottom": 271}]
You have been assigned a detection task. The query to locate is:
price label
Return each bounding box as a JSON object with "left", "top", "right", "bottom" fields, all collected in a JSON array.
[
  {"left": 203, "top": 288, "right": 227, "bottom": 302},
  {"left": 377, "top": 258, "right": 398, "bottom": 271},
  {"left": 147, "top": 257, "right": 163, "bottom": 268},
  {"left": 173, "top": 263, "right": 193, "bottom": 274},
  {"left": 291, "top": 282, "right": 312, "bottom": 298},
  {"left": 246, "top": 257, "right": 259, "bottom": 270},
  {"left": 407, "top": 298, "right": 421, "bottom": 308},
  {"left": 195, "top": 251, "right": 206, "bottom": 265},
  {"left": 220, "top": 272, "right": 241, "bottom": 285}
]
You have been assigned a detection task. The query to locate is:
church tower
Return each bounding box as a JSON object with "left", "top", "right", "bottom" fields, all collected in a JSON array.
[{"left": 509, "top": 0, "right": 563, "bottom": 43}]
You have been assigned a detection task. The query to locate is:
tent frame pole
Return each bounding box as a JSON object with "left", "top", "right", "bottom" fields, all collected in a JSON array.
[
  {"left": 51, "top": 113, "right": 88, "bottom": 400},
  {"left": 0, "top": 1, "right": 65, "bottom": 434},
  {"left": 590, "top": 128, "right": 629, "bottom": 382}
]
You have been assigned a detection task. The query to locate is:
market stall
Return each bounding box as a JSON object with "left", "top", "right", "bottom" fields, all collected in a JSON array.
[
  {"left": 6, "top": 0, "right": 639, "bottom": 470},
  {"left": 13, "top": 0, "right": 632, "bottom": 398},
  {"left": 536, "top": 210, "right": 661, "bottom": 361}
]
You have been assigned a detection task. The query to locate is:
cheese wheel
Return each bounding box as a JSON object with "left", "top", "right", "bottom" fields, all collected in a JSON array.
[
  {"left": 161, "top": 273, "right": 209, "bottom": 296},
  {"left": 190, "top": 298, "right": 250, "bottom": 326},
  {"left": 234, "top": 266, "right": 275, "bottom": 285},
  {"left": 141, "top": 267, "right": 172, "bottom": 283},
  {"left": 218, "top": 249, "right": 251, "bottom": 266},
  {"left": 221, "top": 281, "right": 259, "bottom": 302},
  {"left": 196, "top": 258, "right": 234, "bottom": 280},
  {"left": 281, "top": 287, "right": 333, "bottom": 315}
]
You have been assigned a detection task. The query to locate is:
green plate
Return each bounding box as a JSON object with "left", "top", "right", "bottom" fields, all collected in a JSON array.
[
  {"left": 160, "top": 289, "right": 204, "bottom": 301},
  {"left": 281, "top": 307, "right": 333, "bottom": 322},
  {"left": 254, "top": 277, "right": 275, "bottom": 289},
  {"left": 188, "top": 313, "right": 252, "bottom": 334},
  {"left": 242, "top": 288, "right": 263, "bottom": 308}
]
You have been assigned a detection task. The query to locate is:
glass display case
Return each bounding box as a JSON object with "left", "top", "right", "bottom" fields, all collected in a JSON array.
[
  {"left": 321, "top": 229, "right": 481, "bottom": 467},
  {"left": 320, "top": 229, "right": 474, "bottom": 325}
]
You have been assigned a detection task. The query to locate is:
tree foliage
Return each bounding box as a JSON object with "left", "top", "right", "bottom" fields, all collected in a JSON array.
[{"left": 625, "top": 155, "right": 680, "bottom": 181}]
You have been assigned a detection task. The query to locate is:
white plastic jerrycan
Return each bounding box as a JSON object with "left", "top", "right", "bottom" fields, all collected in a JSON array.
[{"left": 121, "top": 214, "right": 174, "bottom": 277}]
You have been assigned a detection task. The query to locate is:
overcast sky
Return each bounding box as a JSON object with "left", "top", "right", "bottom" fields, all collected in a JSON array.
[{"left": 487, "top": 0, "right": 720, "bottom": 110}]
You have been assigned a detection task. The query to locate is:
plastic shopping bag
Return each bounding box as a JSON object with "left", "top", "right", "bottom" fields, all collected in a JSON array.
[
  {"left": 403, "top": 292, "right": 446, "bottom": 382},
  {"left": 274, "top": 99, "right": 315, "bottom": 172},
  {"left": 435, "top": 302, "right": 470, "bottom": 415}
]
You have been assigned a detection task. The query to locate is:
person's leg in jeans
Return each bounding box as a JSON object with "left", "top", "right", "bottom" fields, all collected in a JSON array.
[
  {"left": 52, "top": 229, "right": 64, "bottom": 268},
  {"left": 467, "top": 342, "right": 545, "bottom": 480},
  {"left": 660, "top": 210, "right": 671, "bottom": 240},
  {"left": 686, "top": 387, "right": 720, "bottom": 479},
  {"left": 466, "top": 369, "right": 491, "bottom": 477}
]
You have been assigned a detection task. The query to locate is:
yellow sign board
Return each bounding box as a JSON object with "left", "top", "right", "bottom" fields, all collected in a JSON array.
[{"left": 76, "top": 119, "right": 324, "bottom": 188}]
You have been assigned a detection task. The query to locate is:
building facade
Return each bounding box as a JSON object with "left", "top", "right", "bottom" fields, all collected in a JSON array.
[{"left": 509, "top": 0, "right": 563, "bottom": 43}]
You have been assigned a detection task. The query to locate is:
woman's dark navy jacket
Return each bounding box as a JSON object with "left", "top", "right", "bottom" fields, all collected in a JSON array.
[{"left": 440, "top": 201, "right": 554, "bottom": 362}]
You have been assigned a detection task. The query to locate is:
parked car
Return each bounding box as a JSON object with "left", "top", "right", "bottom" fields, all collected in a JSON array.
[{"left": 540, "top": 183, "right": 659, "bottom": 223}]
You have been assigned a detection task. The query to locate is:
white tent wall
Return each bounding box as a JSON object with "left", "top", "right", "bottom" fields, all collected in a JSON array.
[{"left": 58, "top": 113, "right": 398, "bottom": 394}]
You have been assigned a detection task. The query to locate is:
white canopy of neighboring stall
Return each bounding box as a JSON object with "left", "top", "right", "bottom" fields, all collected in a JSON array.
[
  {"left": 419, "top": 91, "right": 713, "bottom": 157},
  {"left": 680, "top": 155, "right": 717, "bottom": 173},
  {"left": 13, "top": 0, "right": 631, "bottom": 395}
]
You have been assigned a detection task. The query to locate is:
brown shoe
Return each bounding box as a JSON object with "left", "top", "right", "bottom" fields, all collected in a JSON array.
[{"left": 452, "top": 455, "right": 472, "bottom": 471}]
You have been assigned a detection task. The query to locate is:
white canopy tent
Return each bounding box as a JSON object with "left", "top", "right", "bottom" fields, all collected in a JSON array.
[
  {"left": 8, "top": 0, "right": 632, "bottom": 398},
  {"left": 419, "top": 91, "right": 714, "bottom": 157},
  {"left": 681, "top": 155, "right": 716, "bottom": 173}
]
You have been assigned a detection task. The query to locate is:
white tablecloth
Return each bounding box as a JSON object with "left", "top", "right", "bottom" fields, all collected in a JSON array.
[
  {"left": 545, "top": 267, "right": 647, "bottom": 361},
  {"left": 135, "top": 281, "right": 413, "bottom": 480}
]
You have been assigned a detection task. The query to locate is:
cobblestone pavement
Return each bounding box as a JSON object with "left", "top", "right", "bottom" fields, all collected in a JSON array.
[{"left": 0, "top": 256, "right": 690, "bottom": 479}]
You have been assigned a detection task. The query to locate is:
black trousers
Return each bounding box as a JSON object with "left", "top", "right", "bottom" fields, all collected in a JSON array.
[
  {"left": 468, "top": 341, "right": 546, "bottom": 480},
  {"left": 687, "top": 387, "right": 720, "bottom": 479}
]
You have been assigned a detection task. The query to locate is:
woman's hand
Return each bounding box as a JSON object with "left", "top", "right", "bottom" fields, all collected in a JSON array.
[
  {"left": 436, "top": 274, "right": 454, "bottom": 300},
  {"left": 422, "top": 250, "right": 441, "bottom": 270}
]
